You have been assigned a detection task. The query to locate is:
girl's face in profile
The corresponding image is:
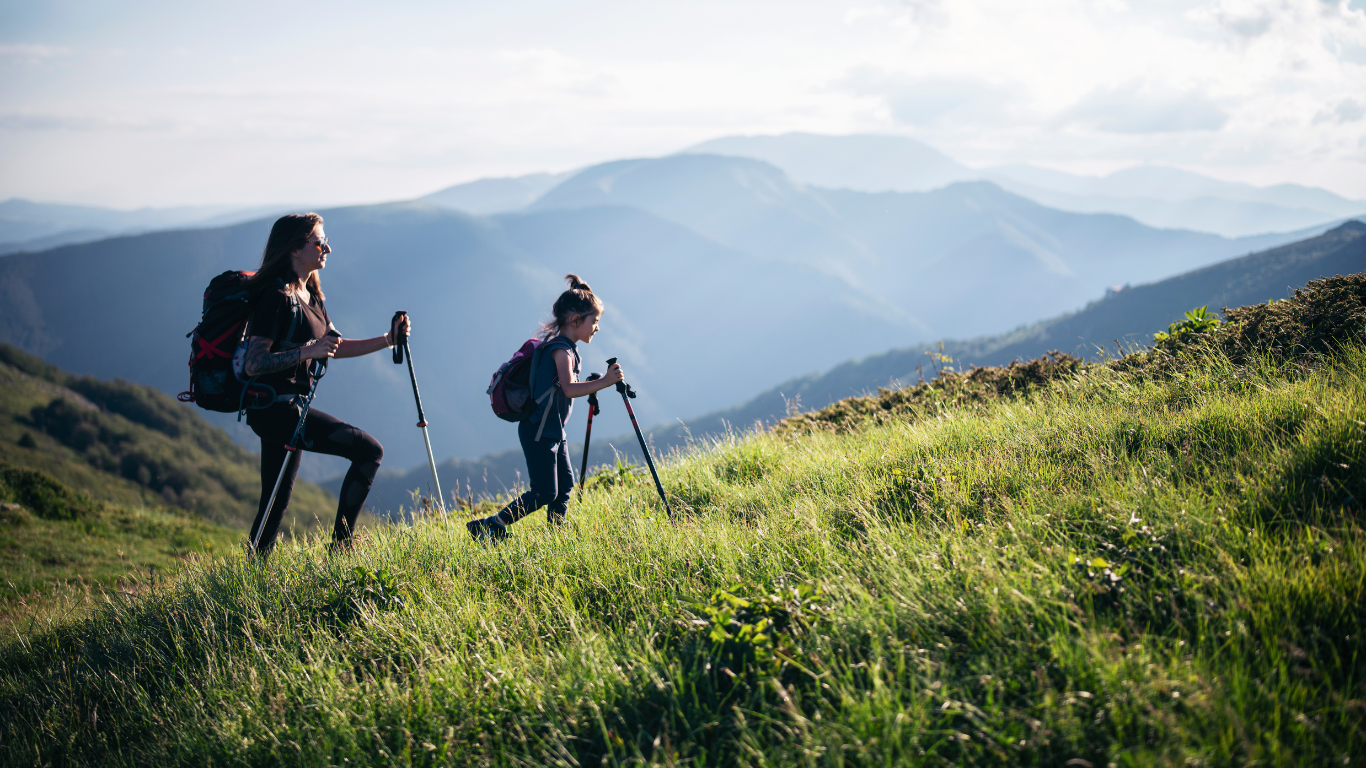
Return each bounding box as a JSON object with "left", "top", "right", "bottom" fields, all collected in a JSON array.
[{"left": 567, "top": 311, "right": 601, "bottom": 344}]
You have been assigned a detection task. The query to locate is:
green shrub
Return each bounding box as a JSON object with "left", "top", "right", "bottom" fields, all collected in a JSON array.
[
  {"left": 1153, "top": 305, "right": 1221, "bottom": 346},
  {"left": 686, "top": 579, "right": 825, "bottom": 679},
  {"left": 319, "top": 566, "right": 409, "bottom": 624},
  {"left": 0, "top": 462, "right": 98, "bottom": 521}
]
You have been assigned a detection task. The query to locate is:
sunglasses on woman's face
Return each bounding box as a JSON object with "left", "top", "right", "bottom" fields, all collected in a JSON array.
[{"left": 306, "top": 237, "right": 330, "bottom": 252}]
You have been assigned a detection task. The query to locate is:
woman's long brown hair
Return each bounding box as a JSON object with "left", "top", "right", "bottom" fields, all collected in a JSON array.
[{"left": 248, "top": 212, "right": 325, "bottom": 300}]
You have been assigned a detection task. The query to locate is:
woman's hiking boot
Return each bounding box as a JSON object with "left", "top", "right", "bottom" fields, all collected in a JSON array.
[{"left": 466, "top": 516, "right": 509, "bottom": 542}]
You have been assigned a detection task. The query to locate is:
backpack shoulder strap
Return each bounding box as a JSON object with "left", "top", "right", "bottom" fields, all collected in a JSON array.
[
  {"left": 528, "top": 343, "right": 544, "bottom": 405},
  {"left": 532, "top": 338, "right": 576, "bottom": 441},
  {"left": 534, "top": 337, "right": 575, "bottom": 399},
  {"left": 273, "top": 284, "right": 305, "bottom": 351}
]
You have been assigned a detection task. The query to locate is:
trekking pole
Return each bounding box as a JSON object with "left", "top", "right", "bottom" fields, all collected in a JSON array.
[
  {"left": 251, "top": 357, "right": 327, "bottom": 554},
  {"left": 392, "top": 311, "right": 445, "bottom": 516},
  {"left": 605, "top": 357, "right": 673, "bottom": 518},
  {"left": 578, "top": 372, "right": 602, "bottom": 490}
]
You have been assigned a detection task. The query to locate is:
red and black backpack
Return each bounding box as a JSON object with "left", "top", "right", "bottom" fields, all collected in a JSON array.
[{"left": 178, "top": 271, "right": 297, "bottom": 416}]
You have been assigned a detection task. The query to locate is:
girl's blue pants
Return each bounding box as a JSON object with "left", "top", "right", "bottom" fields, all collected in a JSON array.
[{"left": 495, "top": 419, "right": 575, "bottom": 525}]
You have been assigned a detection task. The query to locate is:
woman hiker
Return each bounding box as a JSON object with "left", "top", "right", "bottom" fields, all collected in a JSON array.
[{"left": 242, "top": 212, "right": 408, "bottom": 556}]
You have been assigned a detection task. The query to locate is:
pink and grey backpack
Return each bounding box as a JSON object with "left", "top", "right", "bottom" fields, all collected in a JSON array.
[
  {"left": 487, "top": 339, "right": 549, "bottom": 422},
  {"left": 487, "top": 337, "right": 578, "bottom": 423}
]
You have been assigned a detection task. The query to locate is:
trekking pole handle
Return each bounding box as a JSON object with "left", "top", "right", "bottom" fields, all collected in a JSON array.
[
  {"left": 604, "top": 357, "right": 636, "bottom": 399},
  {"left": 391, "top": 311, "right": 407, "bottom": 365},
  {"left": 586, "top": 372, "right": 602, "bottom": 413}
]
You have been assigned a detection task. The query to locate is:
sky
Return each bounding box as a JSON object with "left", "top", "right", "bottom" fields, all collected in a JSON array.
[{"left": 1, "top": 0, "right": 1364, "bottom": 208}]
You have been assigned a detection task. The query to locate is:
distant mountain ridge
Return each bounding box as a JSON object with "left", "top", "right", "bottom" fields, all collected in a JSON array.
[
  {"left": 681, "top": 133, "right": 976, "bottom": 193},
  {"left": 0, "top": 198, "right": 297, "bottom": 256},
  {"left": 418, "top": 135, "right": 1366, "bottom": 239},
  {"left": 677, "top": 133, "right": 1365, "bottom": 238},
  {"left": 530, "top": 153, "right": 1333, "bottom": 338},
  {"left": 638, "top": 219, "right": 1366, "bottom": 453},
  {"left": 985, "top": 164, "right": 1365, "bottom": 214},
  {"left": 4, "top": 146, "right": 1360, "bottom": 493},
  {"left": 358, "top": 219, "right": 1366, "bottom": 512},
  {"left": 421, "top": 172, "right": 572, "bottom": 215}
]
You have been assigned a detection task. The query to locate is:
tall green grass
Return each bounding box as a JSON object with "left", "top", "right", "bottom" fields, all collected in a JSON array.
[
  {"left": 2, "top": 344, "right": 1362, "bottom": 766},
  {"left": 0, "top": 463, "right": 240, "bottom": 604}
]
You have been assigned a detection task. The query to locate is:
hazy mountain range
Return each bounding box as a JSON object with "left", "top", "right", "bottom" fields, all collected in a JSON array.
[
  {"left": 679, "top": 134, "right": 1366, "bottom": 238},
  {"left": 8, "top": 133, "right": 1359, "bottom": 260},
  {"left": 526, "top": 153, "right": 1332, "bottom": 338},
  {"left": 421, "top": 172, "right": 572, "bottom": 215},
  {"left": 362, "top": 219, "right": 1366, "bottom": 513},
  {"left": 677, "top": 218, "right": 1366, "bottom": 438},
  {"left": 423, "top": 134, "right": 1364, "bottom": 239},
  {"left": 3, "top": 133, "right": 1362, "bottom": 495},
  {"left": 0, "top": 198, "right": 298, "bottom": 255},
  {"left": 0, "top": 198, "right": 920, "bottom": 480}
]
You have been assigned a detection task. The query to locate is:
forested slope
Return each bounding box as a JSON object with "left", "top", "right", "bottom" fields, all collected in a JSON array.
[{"left": 0, "top": 344, "right": 334, "bottom": 530}]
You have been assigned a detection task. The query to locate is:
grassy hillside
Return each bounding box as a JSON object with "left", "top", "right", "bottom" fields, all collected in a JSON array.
[
  {"left": 0, "top": 343, "right": 334, "bottom": 531},
  {"left": 0, "top": 463, "right": 239, "bottom": 603},
  {"left": 1, "top": 278, "right": 1363, "bottom": 766}
]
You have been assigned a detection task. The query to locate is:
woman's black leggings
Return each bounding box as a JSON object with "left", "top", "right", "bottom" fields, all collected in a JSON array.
[{"left": 247, "top": 401, "right": 383, "bottom": 552}]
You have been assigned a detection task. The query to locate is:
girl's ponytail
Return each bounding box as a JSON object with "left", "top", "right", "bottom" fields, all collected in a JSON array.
[
  {"left": 566, "top": 274, "right": 592, "bottom": 293},
  {"left": 540, "top": 273, "right": 604, "bottom": 340}
]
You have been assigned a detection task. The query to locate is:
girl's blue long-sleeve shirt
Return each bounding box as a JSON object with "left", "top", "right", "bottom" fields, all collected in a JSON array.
[{"left": 526, "top": 335, "right": 581, "bottom": 442}]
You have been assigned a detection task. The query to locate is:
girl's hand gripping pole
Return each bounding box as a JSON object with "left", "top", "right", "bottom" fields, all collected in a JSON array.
[{"left": 605, "top": 357, "right": 673, "bottom": 518}]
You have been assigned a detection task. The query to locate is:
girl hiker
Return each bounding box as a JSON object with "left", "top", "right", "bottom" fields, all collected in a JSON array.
[
  {"left": 467, "top": 274, "right": 623, "bottom": 539},
  {"left": 243, "top": 212, "right": 409, "bottom": 555}
]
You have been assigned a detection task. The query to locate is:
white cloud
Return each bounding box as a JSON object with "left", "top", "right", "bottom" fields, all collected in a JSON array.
[
  {"left": 1191, "top": 0, "right": 1366, "bottom": 41},
  {"left": 844, "top": 5, "right": 892, "bottom": 24},
  {"left": 1316, "top": 97, "right": 1366, "bottom": 122},
  {"left": 1062, "top": 82, "right": 1229, "bottom": 133},
  {"left": 838, "top": 68, "right": 1017, "bottom": 127},
  {"left": 0, "top": 44, "right": 73, "bottom": 58},
  {"left": 1, "top": 0, "right": 1364, "bottom": 205},
  {"left": 0, "top": 109, "right": 173, "bottom": 132}
]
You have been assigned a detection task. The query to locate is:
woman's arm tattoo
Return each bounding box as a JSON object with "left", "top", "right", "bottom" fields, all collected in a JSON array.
[{"left": 242, "top": 336, "right": 303, "bottom": 377}]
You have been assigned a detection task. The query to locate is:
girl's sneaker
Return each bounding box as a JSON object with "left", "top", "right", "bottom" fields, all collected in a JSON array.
[{"left": 466, "top": 516, "right": 509, "bottom": 541}]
